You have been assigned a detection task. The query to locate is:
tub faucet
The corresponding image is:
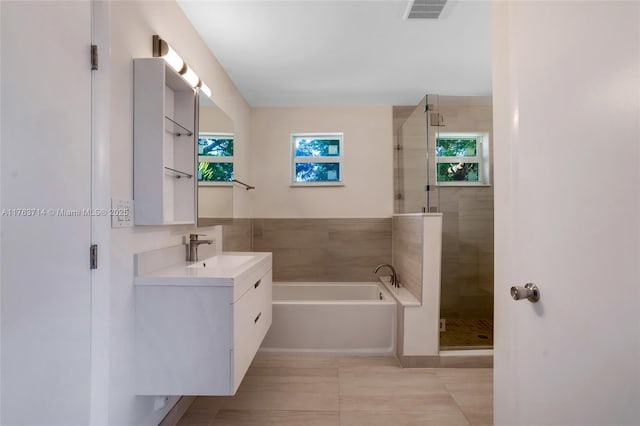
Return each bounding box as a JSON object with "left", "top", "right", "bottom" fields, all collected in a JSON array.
[
  {"left": 374, "top": 263, "right": 399, "bottom": 288},
  {"left": 188, "top": 233, "right": 213, "bottom": 262}
]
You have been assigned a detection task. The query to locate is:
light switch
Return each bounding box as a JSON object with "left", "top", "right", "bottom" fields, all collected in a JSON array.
[{"left": 111, "top": 198, "right": 133, "bottom": 228}]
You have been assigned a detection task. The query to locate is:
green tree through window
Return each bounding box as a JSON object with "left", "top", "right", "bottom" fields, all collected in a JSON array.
[
  {"left": 435, "top": 135, "right": 487, "bottom": 184},
  {"left": 292, "top": 134, "right": 343, "bottom": 184},
  {"left": 198, "top": 133, "right": 234, "bottom": 182}
]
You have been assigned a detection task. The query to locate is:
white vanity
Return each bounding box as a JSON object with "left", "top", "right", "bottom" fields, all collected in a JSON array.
[{"left": 134, "top": 246, "right": 272, "bottom": 395}]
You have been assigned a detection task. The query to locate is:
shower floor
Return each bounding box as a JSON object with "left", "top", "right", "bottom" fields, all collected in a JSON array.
[{"left": 440, "top": 318, "right": 494, "bottom": 349}]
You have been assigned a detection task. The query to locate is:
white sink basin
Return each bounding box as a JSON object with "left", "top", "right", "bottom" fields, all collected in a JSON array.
[
  {"left": 134, "top": 248, "right": 271, "bottom": 288},
  {"left": 187, "top": 255, "right": 255, "bottom": 270}
]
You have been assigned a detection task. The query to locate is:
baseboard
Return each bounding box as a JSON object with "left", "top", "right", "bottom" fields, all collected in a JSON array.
[{"left": 158, "top": 396, "right": 196, "bottom": 426}]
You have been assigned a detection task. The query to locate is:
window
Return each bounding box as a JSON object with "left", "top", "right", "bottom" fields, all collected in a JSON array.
[
  {"left": 198, "top": 133, "right": 234, "bottom": 183},
  {"left": 291, "top": 133, "right": 343, "bottom": 185},
  {"left": 436, "top": 133, "right": 490, "bottom": 185}
]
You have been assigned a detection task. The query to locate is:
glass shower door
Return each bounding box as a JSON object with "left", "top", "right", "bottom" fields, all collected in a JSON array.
[{"left": 429, "top": 94, "right": 495, "bottom": 349}]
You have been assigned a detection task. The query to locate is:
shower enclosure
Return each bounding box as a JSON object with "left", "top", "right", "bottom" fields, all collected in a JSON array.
[{"left": 394, "top": 94, "right": 494, "bottom": 349}]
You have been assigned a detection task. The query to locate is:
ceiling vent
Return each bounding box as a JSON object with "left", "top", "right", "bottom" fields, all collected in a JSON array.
[{"left": 405, "top": 0, "right": 448, "bottom": 19}]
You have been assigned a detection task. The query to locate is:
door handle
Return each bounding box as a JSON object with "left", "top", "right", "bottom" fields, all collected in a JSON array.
[{"left": 510, "top": 283, "right": 540, "bottom": 303}]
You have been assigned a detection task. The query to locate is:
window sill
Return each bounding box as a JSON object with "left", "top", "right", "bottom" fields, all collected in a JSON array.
[
  {"left": 290, "top": 182, "right": 345, "bottom": 188},
  {"left": 436, "top": 183, "right": 492, "bottom": 187}
]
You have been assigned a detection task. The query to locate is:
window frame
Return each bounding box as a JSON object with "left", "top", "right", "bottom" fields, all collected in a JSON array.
[
  {"left": 290, "top": 132, "right": 344, "bottom": 187},
  {"left": 435, "top": 132, "right": 490, "bottom": 186},
  {"left": 198, "top": 132, "right": 234, "bottom": 186}
]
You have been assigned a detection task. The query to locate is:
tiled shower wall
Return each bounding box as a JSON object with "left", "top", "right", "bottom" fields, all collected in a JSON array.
[
  {"left": 221, "top": 218, "right": 392, "bottom": 282},
  {"left": 436, "top": 98, "right": 493, "bottom": 320},
  {"left": 395, "top": 99, "right": 428, "bottom": 214},
  {"left": 439, "top": 188, "right": 493, "bottom": 319},
  {"left": 394, "top": 96, "right": 494, "bottom": 320}
]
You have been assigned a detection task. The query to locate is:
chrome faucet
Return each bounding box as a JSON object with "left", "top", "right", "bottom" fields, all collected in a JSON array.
[
  {"left": 374, "top": 263, "right": 399, "bottom": 288},
  {"left": 188, "top": 233, "right": 213, "bottom": 262}
]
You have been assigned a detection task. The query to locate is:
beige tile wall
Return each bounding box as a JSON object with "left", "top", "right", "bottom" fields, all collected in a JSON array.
[
  {"left": 392, "top": 215, "right": 423, "bottom": 301},
  {"left": 396, "top": 98, "right": 428, "bottom": 214},
  {"left": 440, "top": 188, "right": 494, "bottom": 319},
  {"left": 392, "top": 106, "right": 416, "bottom": 214},
  {"left": 251, "top": 218, "right": 392, "bottom": 282},
  {"left": 221, "top": 219, "right": 253, "bottom": 251},
  {"left": 435, "top": 98, "right": 494, "bottom": 320}
]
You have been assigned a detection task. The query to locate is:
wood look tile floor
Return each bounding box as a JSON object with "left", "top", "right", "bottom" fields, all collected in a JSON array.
[{"left": 177, "top": 354, "right": 493, "bottom": 426}]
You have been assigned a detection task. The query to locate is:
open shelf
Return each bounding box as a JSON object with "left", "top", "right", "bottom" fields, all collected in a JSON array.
[{"left": 134, "top": 58, "right": 197, "bottom": 225}]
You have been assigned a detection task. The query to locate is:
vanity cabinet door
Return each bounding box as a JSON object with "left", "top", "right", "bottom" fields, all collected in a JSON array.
[
  {"left": 135, "top": 285, "right": 234, "bottom": 396},
  {"left": 232, "top": 269, "right": 273, "bottom": 391},
  {"left": 133, "top": 58, "right": 196, "bottom": 225}
]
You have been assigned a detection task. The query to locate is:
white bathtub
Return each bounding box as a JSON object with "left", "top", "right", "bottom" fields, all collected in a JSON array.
[{"left": 260, "top": 282, "right": 396, "bottom": 355}]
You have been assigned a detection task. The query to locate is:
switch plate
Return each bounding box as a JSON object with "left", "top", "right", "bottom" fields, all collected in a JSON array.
[{"left": 111, "top": 198, "right": 133, "bottom": 228}]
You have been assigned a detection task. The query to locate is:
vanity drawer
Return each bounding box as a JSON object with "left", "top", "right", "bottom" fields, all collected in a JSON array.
[
  {"left": 233, "top": 257, "right": 272, "bottom": 302},
  {"left": 232, "top": 269, "right": 272, "bottom": 390}
]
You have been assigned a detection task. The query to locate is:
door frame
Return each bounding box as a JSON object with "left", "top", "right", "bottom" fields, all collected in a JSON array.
[{"left": 89, "top": 1, "right": 111, "bottom": 424}]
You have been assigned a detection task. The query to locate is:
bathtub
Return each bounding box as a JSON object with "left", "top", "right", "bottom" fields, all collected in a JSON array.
[{"left": 260, "top": 282, "right": 396, "bottom": 355}]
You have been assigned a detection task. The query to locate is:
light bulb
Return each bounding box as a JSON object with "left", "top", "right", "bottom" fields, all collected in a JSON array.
[
  {"left": 180, "top": 65, "right": 199, "bottom": 88},
  {"left": 162, "top": 44, "right": 184, "bottom": 74},
  {"left": 199, "top": 82, "right": 212, "bottom": 98}
]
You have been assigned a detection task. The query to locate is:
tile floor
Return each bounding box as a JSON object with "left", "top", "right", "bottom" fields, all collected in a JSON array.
[
  {"left": 440, "top": 319, "right": 494, "bottom": 349},
  {"left": 177, "top": 354, "right": 493, "bottom": 426}
]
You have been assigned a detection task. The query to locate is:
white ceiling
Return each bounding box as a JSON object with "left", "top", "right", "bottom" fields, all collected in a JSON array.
[{"left": 178, "top": 0, "right": 492, "bottom": 107}]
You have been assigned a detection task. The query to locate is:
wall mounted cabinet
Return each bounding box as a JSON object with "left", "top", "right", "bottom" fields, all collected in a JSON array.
[
  {"left": 134, "top": 58, "right": 196, "bottom": 225},
  {"left": 135, "top": 254, "right": 273, "bottom": 395}
]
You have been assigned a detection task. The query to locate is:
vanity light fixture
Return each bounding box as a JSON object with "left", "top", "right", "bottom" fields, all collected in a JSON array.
[
  {"left": 180, "top": 65, "right": 200, "bottom": 88},
  {"left": 152, "top": 35, "right": 184, "bottom": 74},
  {"left": 153, "top": 35, "right": 212, "bottom": 98},
  {"left": 198, "top": 81, "right": 212, "bottom": 98}
]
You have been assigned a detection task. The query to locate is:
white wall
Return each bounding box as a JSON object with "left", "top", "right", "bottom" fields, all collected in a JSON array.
[
  {"left": 108, "top": 2, "right": 250, "bottom": 424},
  {"left": 200, "top": 105, "right": 234, "bottom": 134},
  {"left": 249, "top": 107, "right": 394, "bottom": 218}
]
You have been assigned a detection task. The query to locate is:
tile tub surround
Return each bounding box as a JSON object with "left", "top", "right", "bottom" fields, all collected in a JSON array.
[
  {"left": 252, "top": 218, "right": 392, "bottom": 282},
  {"left": 177, "top": 354, "right": 493, "bottom": 426},
  {"left": 221, "top": 219, "right": 253, "bottom": 251},
  {"left": 392, "top": 215, "right": 423, "bottom": 301}
]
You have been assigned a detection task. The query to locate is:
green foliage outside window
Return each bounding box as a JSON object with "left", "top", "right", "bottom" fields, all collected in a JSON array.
[
  {"left": 294, "top": 162, "right": 340, "bottom": 182},
  {"left": 436, "top": 136, "right": 480, "bottom": 182},
  {"left": 198, "top": 133, "right": 234, "bottom": 182},
  {"left": 198, "top": 136, "right": 234, "bottom": 156},
  {"left": 292, "top": 134, "right": 342, "bottom": 183},
  {"left": 198, "top": 162, "right": 233, "bottom": 182},
  {"left": 437, "top": 163, "right": 479, "bottom": 182},
  {"left": 436, "top": 138, "right": 477, "bottom": 157},
  {"left": 295, "top": 139, "right": 341, "bottom": 157}
]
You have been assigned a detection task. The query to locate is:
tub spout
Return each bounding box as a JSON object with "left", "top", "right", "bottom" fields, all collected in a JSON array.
[{"left": 374, "top": 263, "right": 399, "bottom": 288}]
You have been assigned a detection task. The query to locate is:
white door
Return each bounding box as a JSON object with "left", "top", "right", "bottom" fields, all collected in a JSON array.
[
  {"left": 493, "top": 1, "right": 640, "bottom": 425},
  {"left": 1, "top": 2, "right": 93, "bottom": 425}
]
